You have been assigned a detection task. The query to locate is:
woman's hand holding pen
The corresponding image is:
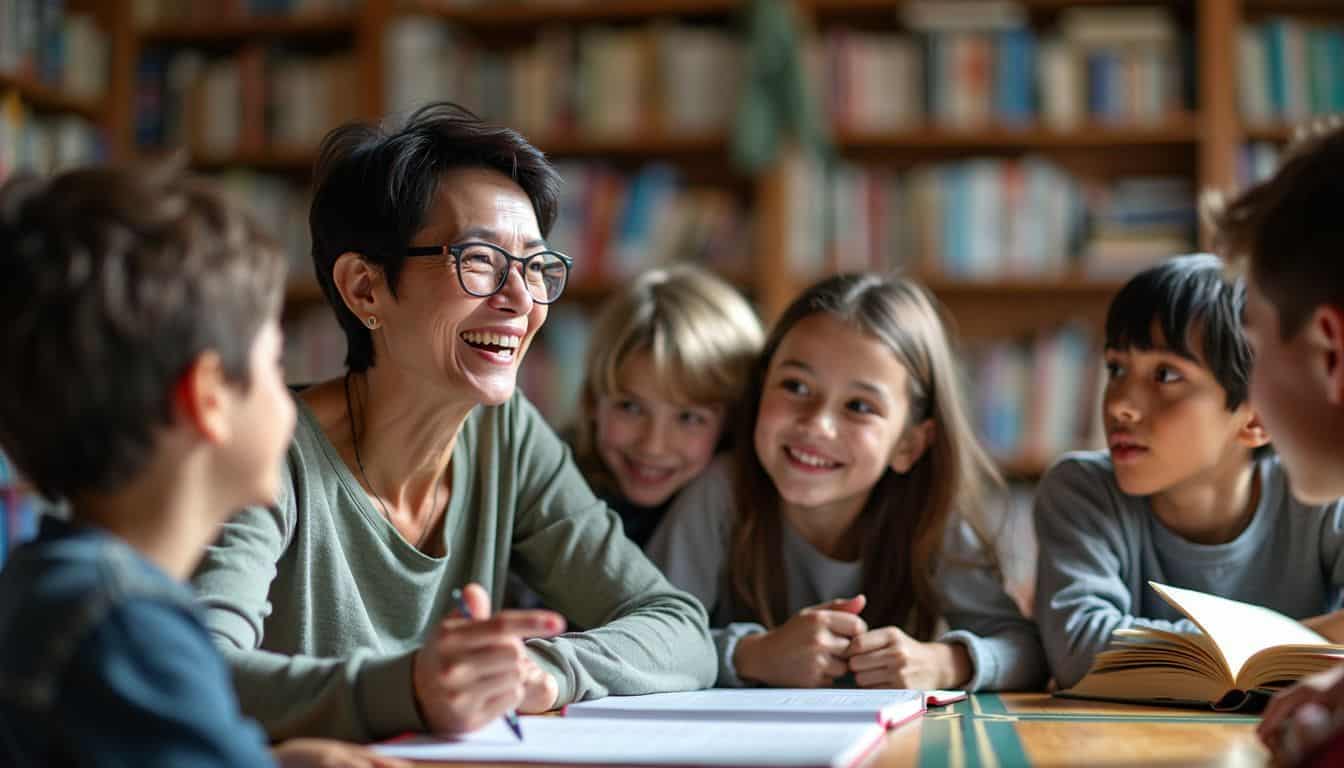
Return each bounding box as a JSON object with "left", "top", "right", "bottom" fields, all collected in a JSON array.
[
  {"left": 412, "top": 583, "right": 565, "bottom": 734},
  {"left": 846, "top": 627, "right": 971, "bottom": 690},
  {"left": 733, "top": 595, "right": 868, "bottom": 687}
]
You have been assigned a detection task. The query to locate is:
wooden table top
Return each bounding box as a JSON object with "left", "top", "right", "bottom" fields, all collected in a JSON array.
[{"left": 410, "top": 692, "right": 1270, "bottom": 767}]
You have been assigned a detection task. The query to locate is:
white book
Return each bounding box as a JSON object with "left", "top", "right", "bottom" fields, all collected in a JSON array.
[
  {"left": 376, "top": 717, "right": 888, "bottom": 768},
  {"left": 376, "top": 689, "right": 950, "bottom": 767},
  {"left": 565, "top": 688, "right": 928, "bottom": 726}
]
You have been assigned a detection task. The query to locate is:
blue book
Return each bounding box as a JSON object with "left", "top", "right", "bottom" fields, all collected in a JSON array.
[
  {"left": 1265, "top": 21, "right": 1287, "bottom": 117},
  {"left": 995, "top": 29, "right": 1035, "bottom": 124},
  {"left": 1329, "top": 32, "right": 1344, "bottom": 112}
]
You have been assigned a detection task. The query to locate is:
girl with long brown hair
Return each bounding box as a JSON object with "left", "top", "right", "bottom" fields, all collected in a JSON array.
[{"left": 648, "top": 272, "right": 1045, "bottom": 691}]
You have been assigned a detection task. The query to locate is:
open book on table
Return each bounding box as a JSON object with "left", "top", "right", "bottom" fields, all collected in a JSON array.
[
  {"left": 1059, "top": 581, "right": 1344, "bottom": 710},
  {"left": 375, "top": 688, "right": 948, "bottom": 767}
]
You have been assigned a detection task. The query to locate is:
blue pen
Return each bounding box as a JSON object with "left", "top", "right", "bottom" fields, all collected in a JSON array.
[{"left": 451, "top": 588, "right": 524, "bottom": 741}]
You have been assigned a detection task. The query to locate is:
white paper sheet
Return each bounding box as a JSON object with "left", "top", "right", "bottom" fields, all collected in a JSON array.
[{"left": 374, "top": 716, "right": 891, "bottom": 767}]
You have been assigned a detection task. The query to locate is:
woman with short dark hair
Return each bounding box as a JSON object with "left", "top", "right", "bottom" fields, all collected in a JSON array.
[{"left": 192, "top": 103, "right": 716, "bottom": 743}]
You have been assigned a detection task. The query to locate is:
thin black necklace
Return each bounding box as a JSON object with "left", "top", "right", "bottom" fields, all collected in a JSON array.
[{"left": 343, "top": 371, "right": 439, "bottom": 548}]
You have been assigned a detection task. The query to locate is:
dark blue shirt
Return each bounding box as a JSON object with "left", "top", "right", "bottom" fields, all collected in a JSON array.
[{"left": 0, "top": 517, "right": 275, "bottom": 767}]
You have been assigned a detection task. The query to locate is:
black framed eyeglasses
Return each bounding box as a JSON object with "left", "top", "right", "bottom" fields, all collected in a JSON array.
[{"left": 406, "top": 242, "right": 572, "bottom": 304}]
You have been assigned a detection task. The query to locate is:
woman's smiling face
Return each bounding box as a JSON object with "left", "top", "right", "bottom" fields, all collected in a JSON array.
[{"left": 378, "top": 167, "right": 550, "bottom": 406}]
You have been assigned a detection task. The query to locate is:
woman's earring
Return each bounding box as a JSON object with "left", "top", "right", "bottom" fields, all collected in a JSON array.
[{"left": 365, "top": 316, "right": 379, "bottom": 329}]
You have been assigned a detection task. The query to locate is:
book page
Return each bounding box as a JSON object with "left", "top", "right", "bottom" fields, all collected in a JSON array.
[
  {"left": 564, "top": 688, "right": 924, "bottom": 725},
  {"left": 374, "top": 716, "right": 889, "bottom": 768},
  {"left": 1150, "top": 582, "right": 1329, "bottom": 679}
]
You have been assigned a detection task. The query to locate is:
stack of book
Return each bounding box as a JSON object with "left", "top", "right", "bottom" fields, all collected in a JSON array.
[
  {"left": 135, "top": 47, "right": 359, "bottom": 156},
  {"left": 385, "top": 16, "right": 742, "bottom": 142},
  {"left": 133, "top": 0, "right": 356, "bottom": 26},
  {"left": 0, "top": 91, "right": 104, "bottom": 184},
  {"left": 817, "top": 3, "right": 1185, "bottom": 131},
  {"left": 1082, "top": 177, "right": 1196, "bottom": 278},
  {"left": 1240, "top": 18, "right": 1344, "bottom": 125},
  {"left": 0, "top": 449, "right": 41, "bottom": 569},
  {"left": 548, "top": 162, "right": 751, "bottom": 286},
  {"left": 966, "top": 324, "right": 1102, "bottom": 468},
  {"left": 282, "top": 308, "right": 344, "bottom": 386},
  {"left": 213, "top": 171, "right": 313, "bottom": 285},
  {"left": 0, "top": 1, "right": 107, "bottom": 100},
  {"left": 809, "top": 156, "right": 1085, "bottom": 280},
  {"left": 1241, "top": 141, "right": 1281, "bottom": 185}
]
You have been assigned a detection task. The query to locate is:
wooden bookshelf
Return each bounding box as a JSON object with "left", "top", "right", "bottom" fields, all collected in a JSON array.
[
  {"left": 0, "top": 73, "right": 103, "bottom": 121},
  {"left": 87, "top": 0, "right": 1308, "bottom": 469},
  {"left": 191, "top": 149, "right": 321, "bottom": 173},
  {"left": 537, "top": 133, "right": 729, "bottom": 159},
  {"left": 138, "top": 11, "right": 360, "bottom": 45}
]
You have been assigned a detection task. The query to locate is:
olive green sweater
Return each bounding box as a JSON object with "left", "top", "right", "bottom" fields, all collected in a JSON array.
[{"left": 192, "top": 392, "right": 715, "bottom": 742}]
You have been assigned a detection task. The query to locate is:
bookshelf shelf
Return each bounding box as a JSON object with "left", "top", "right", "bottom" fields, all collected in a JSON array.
[
  {"left": 284, "top": 281, "right": 326, "bottom": 306},
  {"left": 414, "top": 0, "right": 744, "bottom": 26},
  {"left": 924, "top": 276, "right": 1126, "bottom": 297},
  {"left": 997, "top": 456, "right": 1053, "bottom": 481},
  {"left": 191, "top": 149, "right": 320, "bottom": 173},
  {"left": 1244, "top": 123, "right": 1298, "bottom": 143},
  {"left": 138, "top": 11, "right": 360, "bottom": 45},
  {"left": 537, "top": 133, "right": 729, "bottom": 158},
  {"left": 1244, "top": 0, "right": 1344, "bottom": 11},
  {"left": 0, "top": 73, "right": 102, "bottom": 121},
  {"left": 836, "top": 117, "right": 1201, "bottom": 151}
]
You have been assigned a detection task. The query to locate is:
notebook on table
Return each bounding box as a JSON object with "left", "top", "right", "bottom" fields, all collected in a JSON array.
[{"left": 376, "top": 688, "right": 945, "bottom": 767}]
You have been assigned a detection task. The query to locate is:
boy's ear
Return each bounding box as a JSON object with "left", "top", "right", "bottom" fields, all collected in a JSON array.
[
  {"left": 889, "top": 418, "right": 935, "bottom": 474},
  {"left": 1235, "top": 408, "right": 1271, "bottom": 450},
  {"left": 332, "top": 251, "right": 383, "bottom": 325},
  {"left": 1307, "top": 305, "right": 1344, "bottom": 406},
  {"left": 174, "top": 351, "right": 232, "bottom": 444}
]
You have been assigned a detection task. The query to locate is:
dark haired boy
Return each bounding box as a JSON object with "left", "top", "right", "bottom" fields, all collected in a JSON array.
[
  {"left": 1033, "top": 253, "right": 1344, "bottom": 690},
  {"left": 0, "top": 165, "right": 403, "bottom": 767},
  {"left": 1212, "top": 124, "right": 1344, "bottom": 765}
]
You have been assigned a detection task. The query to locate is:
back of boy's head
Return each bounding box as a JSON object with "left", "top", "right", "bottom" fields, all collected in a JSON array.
[
  {"left": 574, "top": 265, "right": 763, "bottom": 467},
  {"left": 0, "top": 162, "right": 285, "bottom": 502},
  {"left": 1105, "top": 253, "right": 1251, "bottom": 410},
  {"left": 1211, "top": 123, "right": 1344, "bottom": 338}
]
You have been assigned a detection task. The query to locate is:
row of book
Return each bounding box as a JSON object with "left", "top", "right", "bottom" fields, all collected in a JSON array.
[
  {"left": 789, "top": 154, "right": 1194, "bottom": 281},
  {"left": 132, "top": 0, "right": 355, "bottom": 26},
  {"left": 283, "top": 307, "right": 345, "bottom": 386},
  {"left": 549, "top": 162, "right": 751, "bottom": 284},
  {"left": 0, "top": 91, "right": 104, "bottom": 184},
  {"left": 386, "top": 17, "right": 741, "bottom": 141},
  {"left": 135, "top": 47, "right": 360, "bottom": 156},
  {"left": 213, "top": 170, "right": 314, "bottom": 284},
  {"left": 820, "top": 6, "right": 1186, "bottom": 132},
  {"left": 1241, "top": 19, "right": 1344, "bottom": 125},
  {"left": 966, "top": 324, "right": 1102, "bottom": 468},
  {"left": 1242, "top": 140, "right": 1282, "bottom": 186},
  {"left": 0, "top": 449, "right": 42, "bottom": 569},
  {"left": 0, "top": 0, "right": 107, "bottom": 101}
]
